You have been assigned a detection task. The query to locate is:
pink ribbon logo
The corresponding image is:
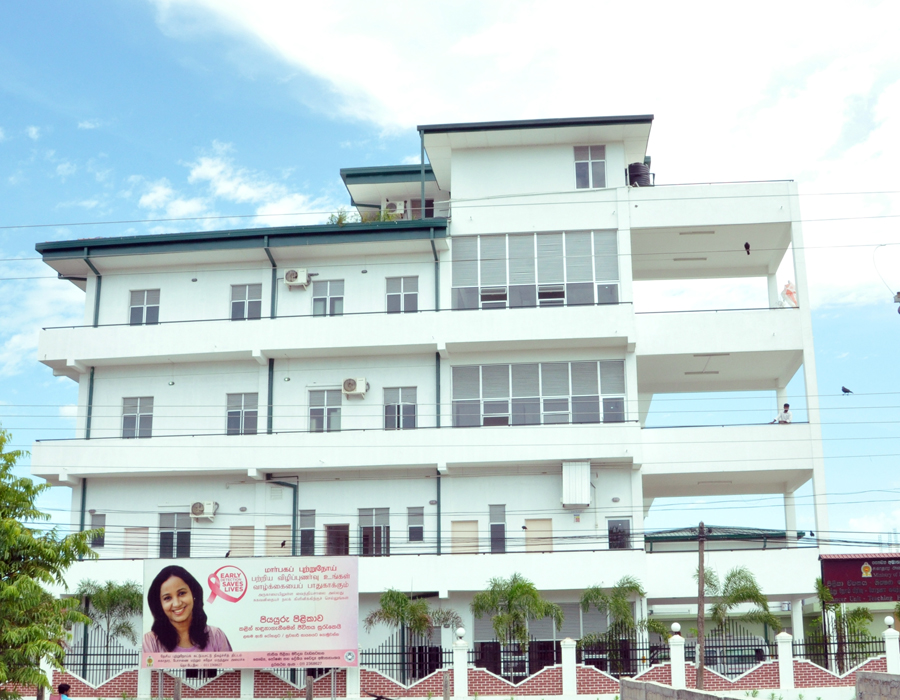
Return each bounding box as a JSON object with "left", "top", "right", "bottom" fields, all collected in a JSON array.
[{"left": 207, "top": 565, "right": 248, "bottom": 604}]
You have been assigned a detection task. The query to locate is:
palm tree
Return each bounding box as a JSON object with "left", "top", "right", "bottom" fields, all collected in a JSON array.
[
  {"left": 705, "top": 566, "right": 782, "bottom": 631},
  {"left": 364, "top": 589, "right": 463, "bottom": 684},
  {"left": 807, "top": 578, "right": 873, "bottom": 674},
  {"left": 470, "top": 572, "right": 563, "bottom": 652},
  {"left": 74, "top": 579, "right": 142, "bottom": 678},
  {"left": 579, "top": 576, "right": 668, "bottom": 675}
]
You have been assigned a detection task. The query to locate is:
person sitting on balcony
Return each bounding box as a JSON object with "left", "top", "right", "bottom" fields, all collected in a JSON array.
[{"left": 771, "top": 404, "right": 792, "bottom": 424}]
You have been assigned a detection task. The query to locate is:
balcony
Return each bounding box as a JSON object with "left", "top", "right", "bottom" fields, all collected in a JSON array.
[
  {"left": 39, "top": 303, "right": 636, "bottom": 378},
  {"left": 640, "top": 423, "right": 816, "bottom": 497},
  {"left": 31, "top": 420, "right": 643, "bottom": 483},
  {"left": 629, "top": 181, "right": 795, "bottom": 281}
]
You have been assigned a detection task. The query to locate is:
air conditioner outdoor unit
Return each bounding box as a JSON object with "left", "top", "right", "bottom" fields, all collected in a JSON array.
[
  {"left": 384, "top": 201, "right": 405, "bottom": 217},
  {"left": 342, "top": 377, "right": 368, "bottom": 397},
  {"left": 283, "top": 268, "right": 310, "bottom": 289},
  {"left": 190, "top": 501, "right": 217, "bottom": 520}
]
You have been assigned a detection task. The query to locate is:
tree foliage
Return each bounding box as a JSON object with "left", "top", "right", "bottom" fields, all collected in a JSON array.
[
  {"left": 74, "top": 580, "right": 142, "bottom": 676},
  {"left": 693, "top": 566, "right": 781, "bottom": 632},
  {"left": 0, "top": 428, "right": 98, "bottom": 700},
  {"left": 471, "top": 572, "right": 563, "bottom": 651},
  {"left": 579, "top": 575, "right": 669, "bottom": 647},
  {"left": 363, "top": 589, "right": 462, "bottom": 640}
]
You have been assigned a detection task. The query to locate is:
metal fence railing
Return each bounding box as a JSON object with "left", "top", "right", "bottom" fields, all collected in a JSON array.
[
  {"left": 793, "top": 636, "right": 886, "bottom": 675},
  {"left": 683, "top": 620, "right": 777, "bottom": 679},
  {"left": 63, "top": 625, "right": 140, "bottom": 686},
  {"left": 359, "top": 630, "right": 445, "bottom": 684}
]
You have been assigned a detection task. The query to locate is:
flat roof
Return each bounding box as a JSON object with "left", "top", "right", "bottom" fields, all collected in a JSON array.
[
  {"left": 418, "top": 114, "right": 654, "bottom": 134},
  {"left": 36, "top": 219, "right": 449, "bottom": 260},
  {"left": 339, "top": 164, "right": 436, "bottom": 186}
]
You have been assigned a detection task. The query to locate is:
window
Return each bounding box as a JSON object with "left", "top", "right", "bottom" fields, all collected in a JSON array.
[
  {"left": 124, "top": 527, "right": 149, "bottom": 559},
  {"left": 384, "top": 387, "right": 417, "bottom": 430},
  {"left": 408, "top": 507, "right": 424, "bottom": 542},
  {"left": 231, "top": 284, "right": 262, "bottom": 321},
  {"left": 90, "top": 513, "right": 106, "bottom": 548},
  {"left": 409, "top": 198, "right": 434, "bottom": 219},
  {"left": 227, "top": 393, "right": 258, "bottom": 435},
  {"left": 325, "top": 524, "right": 350, "bottom": 556},
  {"left": 386, "top": 277, "right": 418, "bottom": 313},
  {"left": 608, "top": 519, "right": 631, "bottom": 549},
  {"left": 159, "top": 513, "right": 191, "bottom": 558},
  {"left": 452, "top": 361, "right": 625, "bottom": 427},
  {"left": 129, "top": 290, "right": 159, "bottom": 325},
  {"left": 574, "top": 145, "right": 606, "bottom": 189},
  {"left": 489, "top": 505, "right": 505, "bottom": 554},
  {"left": 452, "top": 232, "right": 618, "bottom": 310},
  {"left": 310, "top": 390, "right": 341, "bottom": 432},
  {"left": 123, "top": 397, "right": 153, "bottom": 439},
  {"left": 359, "top": 508, "right": 390, "bottom": 557},
  {"left": 266, "top": 525, "right": 291, "bottom": 556},
  {"left": 300, "top": 510, "right": 315, "bottom": 556},
  {"left": 312, "top": 280, "right": 343, "bottom": 316}
]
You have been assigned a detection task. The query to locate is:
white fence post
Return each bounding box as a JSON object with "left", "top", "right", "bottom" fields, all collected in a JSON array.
[
  {"left": 453, "top": 628, "right": 469, "bottom": 700},
  {"left": 561, "top": 638, "right": 577, "bottom": 697},
  {"left": 884, "top": 617, "right": 900, "bottom": 675},
  {"left": 240, "top": 669, "right": 254, "bottom": 699},
  {"left": 776, "top": 631, "right": 794, "bottom": 690},
  {"left": 137, "top": 666, "right": 152, "bottom": 699},
  {"left": 346, "top": 665, "right": 361, "bottom": 699},
  {"left": 669, "top": 623, "right": 685, "bottom": 689}
]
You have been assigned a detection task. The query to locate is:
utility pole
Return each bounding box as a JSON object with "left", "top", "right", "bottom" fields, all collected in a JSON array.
[{"left": 696, "top": 521, "right": 706, "bottom": 689}]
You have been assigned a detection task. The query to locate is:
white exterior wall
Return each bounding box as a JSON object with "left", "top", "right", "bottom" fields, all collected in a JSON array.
[{"left": 33, "top": 122, "right": 828, "bottom": 643}]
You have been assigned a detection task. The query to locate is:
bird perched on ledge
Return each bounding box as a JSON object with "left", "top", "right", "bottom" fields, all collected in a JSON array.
[{"left": 744, "top": 242, "right": 750, "bottom": 255}]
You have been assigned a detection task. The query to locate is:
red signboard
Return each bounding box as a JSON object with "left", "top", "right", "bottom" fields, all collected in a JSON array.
[{"left": 820, "top": 554, "right": 900, "bottom": 603}]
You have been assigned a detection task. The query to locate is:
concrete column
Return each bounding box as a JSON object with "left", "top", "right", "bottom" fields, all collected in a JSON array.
[
  {"left": 240, "top": 669, "right": 254, "bottom": 699},
  {"left": 776, "top": 632, "right": 794, "bottom": 690},
  {"left": 630, "top": 469, "right": 645, "bottom": 550},
  {"left": 791, "top": 598, "right": 805, "bottom": 646},
  {"left": 561, "top": 637, "right": 577, "bottom": 697},
  {"left": 138, "top": 667, "right": 152, "bottom": 699},
  {"left": 784, "top": 491, "right": 797, "bottom": 547},
  {"left": 884, "top": 624, "right": 900, "bottom": 674},
  {"left": 788, "top": 189, "right": 830, "bottom": 551},
  {"left": 453, "top": 638, "right": 469, "bottom": 700},
  {"left": 346, "top": 666, "right": 361, "bottom": 699},
  {"left": 767, "top": 273, "right": 780, "bottom": 308},
  {"left": 668, "top": 627, "right": 685, "bottom": 689}
]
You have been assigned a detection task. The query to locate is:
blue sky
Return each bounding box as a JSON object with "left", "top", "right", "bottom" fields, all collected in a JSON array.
[{"left": 1, "top": 1, "right": 899, "bottom": 547}]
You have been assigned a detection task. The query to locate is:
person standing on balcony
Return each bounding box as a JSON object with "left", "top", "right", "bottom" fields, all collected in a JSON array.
[{"left": 771, "top": 404, "right": 792, "bottom": 424}]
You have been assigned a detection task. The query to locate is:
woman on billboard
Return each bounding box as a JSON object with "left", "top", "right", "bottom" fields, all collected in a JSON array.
[{"left": 142, "top": 565, "right": 233, "bottom": 653}]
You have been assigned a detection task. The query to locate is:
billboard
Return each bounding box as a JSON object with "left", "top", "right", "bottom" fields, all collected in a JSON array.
[
  {"left": 820, "top": 554, "right": 900, "bottom": 603},
  {"left": 141, "top": 557, "right": 358, "bottom": 669}
]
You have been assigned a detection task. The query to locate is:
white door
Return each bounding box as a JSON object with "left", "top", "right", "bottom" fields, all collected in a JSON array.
[
  {"left": 525, "top": 519, "right": 553, "bottom": 552},
  {"left": 451, "top": 520, "right": 479, "bottom": 554}
]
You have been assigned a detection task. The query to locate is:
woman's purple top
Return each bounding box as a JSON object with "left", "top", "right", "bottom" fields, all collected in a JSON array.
[{"left": 142, "top": 626, "right": 232, "bottom": 653}]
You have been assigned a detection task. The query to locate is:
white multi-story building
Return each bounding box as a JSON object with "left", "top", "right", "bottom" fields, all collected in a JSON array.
[{"left": 33, "top": 115, "right": 827, "bottom": 653}]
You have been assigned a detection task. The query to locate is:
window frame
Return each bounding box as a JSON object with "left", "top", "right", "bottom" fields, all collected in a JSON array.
[
  {"left": 90, "top": 512, "right": 106, "bottom": 548},
  {"left": 607, "top": 518, "right": 632, "bottom": 550},
  {"left": 129, "top": 289, "right": 160, "bottom": 326},
  {"left": 451, "top": 232, "right": 619, "bottom": 311},
  {"left": 309, "top": 389, "right": 342, "bottom": 432},
  {"left": 574, "top": 145, "right": 607, "bottom": 189},
  {"left": 159, "top": 512, "right": 191, "bottom": 558},
  {"left": 300, "top": 509, "right": 315, "bottom": 556},
  {"left": 386, "top": 276, "right": 418, "bottom": 314},
  {"left": 231, "top": 284, "right": 262, "bottom": 321},
  {"left": 384, "top": 387, "right": 417, "bottom": 430},
  {"left": 489, "top": 504, "right": 506, "bottom": 554},
  {"left": 359, "top": 508, "right": 390, "bottom": 557},
  {"left": 122, "top": 397, "right": 153, "bottom": 439},
  {"left": 325, "top": 524, "right": 350, "bottom": 556},
  {"left": 312, "top": 280, "right": 344, "bottom": 317},
  {"left": 451, "top": 361, "right": 626, "bottom": 427},
  {"left": 408, "top": 506, "right": 424, "bottom": 543},
  {"left": 226, "top": 392, "right": 259, "bottom": 435}
]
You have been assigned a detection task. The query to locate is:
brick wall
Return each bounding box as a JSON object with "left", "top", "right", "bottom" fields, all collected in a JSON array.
[
  {"left": 253, "top": 670, "right": 348, "bottom": 699},
  {"left": 51, "top": 670, "right": 139, "bottom": 697},
  {"left": 793, "top": 656, "right": 887, "bottom": 688},
  {"left": 575, "top": 664, "right": 620, "bottom": 694},
  {"left": 467, "top": 665, "right": 562, "bottom": 696},
  {"left": 359, "top": 668, "right": 450, "bottom": 698},
  {"left": 634, "top": 662, "right": 673, "bottom": 686},
  {"left": 150, "top": 671, "right": 241, "bottom": 698}
]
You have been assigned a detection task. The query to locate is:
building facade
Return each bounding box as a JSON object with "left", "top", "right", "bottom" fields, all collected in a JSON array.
[{"left": 33, "top": 115, "right": 826, "bottom": 653}]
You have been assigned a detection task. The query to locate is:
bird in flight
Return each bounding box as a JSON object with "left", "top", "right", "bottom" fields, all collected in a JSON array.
[
  {"left": 744, "top": 242, "right": 750, "bottom": 255},
  {"left": 842, "top": 386, "right": 853, "bottom": 394}
]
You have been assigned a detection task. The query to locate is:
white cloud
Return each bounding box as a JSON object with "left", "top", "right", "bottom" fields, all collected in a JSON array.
[
  {"left": 26, "top": 125, "right": 40, "bottom": 140},
  {"left": 77, "top": 119, "right": 103, "bottom": 130},
  {"left": 149, "top": 0, "right": 900, "bottom": 312},
  {"left": 59, "top": 404, "right": 78, "bottom": 419},
  {"left": 56, "top": 161, "right": 77, "bottom": 179},
  {"left": 0, "top": 127, "right": 5, "bottom": 142},
  {"left": 138, "top": 178, "right": 176, "bottom": 209},
  {"left": 0, "top": 259, "right": 84, "bottom": 377},
  {"left": 848, "top": 508, "right": 900, "bottom": 540},
  {"left": 401, "top": 155, "right": 421, "bottom": 165}
]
